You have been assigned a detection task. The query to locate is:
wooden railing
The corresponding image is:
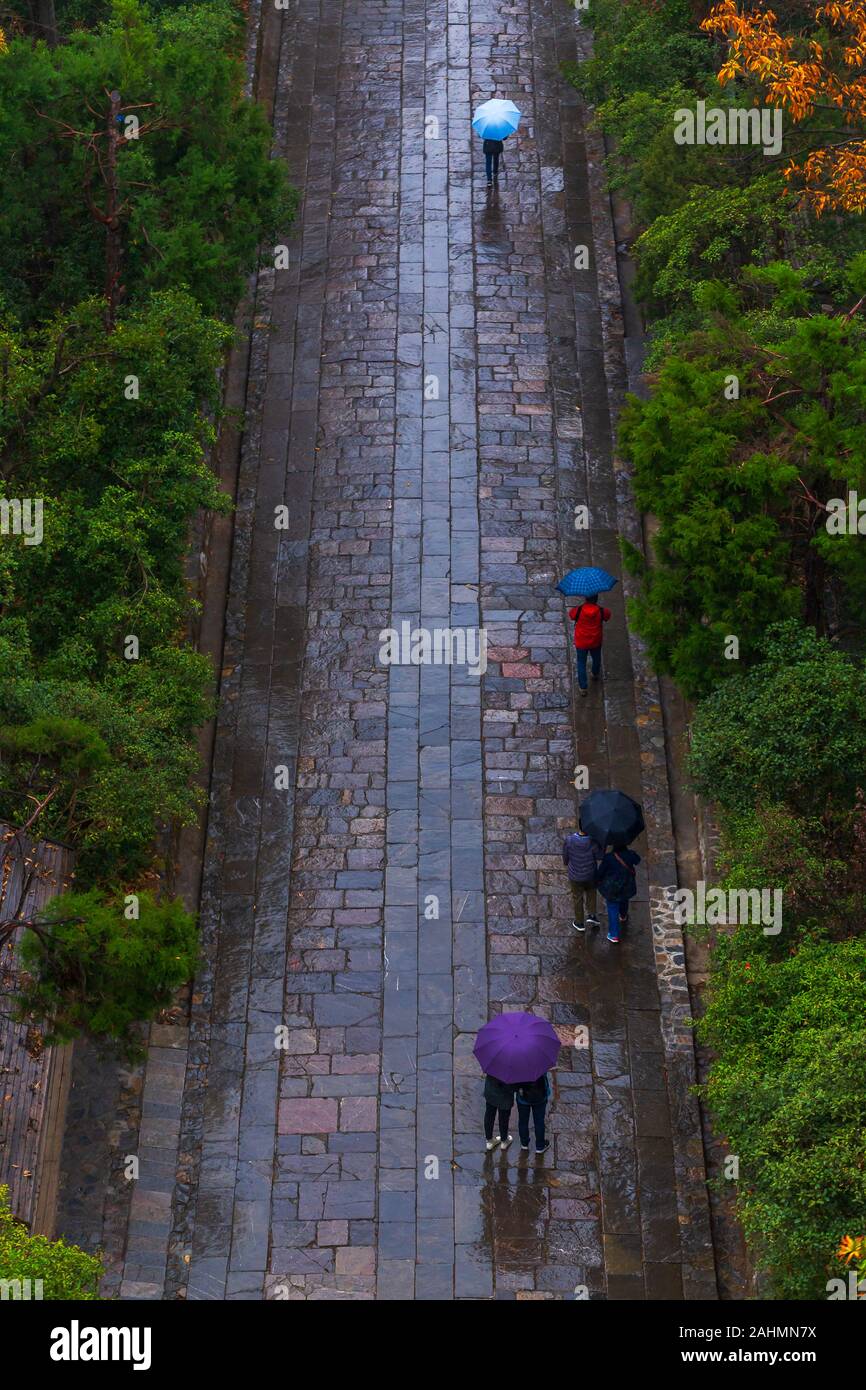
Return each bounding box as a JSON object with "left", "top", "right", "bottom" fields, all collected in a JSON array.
[{"left": 0, "top": 824, "right": 74, "bottom": 1234}]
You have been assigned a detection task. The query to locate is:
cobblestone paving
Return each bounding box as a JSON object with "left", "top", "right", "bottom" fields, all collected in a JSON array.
[{"left": 150, "top": 0, "right": 715, "bottom": 1301}]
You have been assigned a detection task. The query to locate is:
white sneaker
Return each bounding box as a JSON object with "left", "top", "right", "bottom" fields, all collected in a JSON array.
[
  {"left": 499, "top": 1135, "right": 513, "bottom": 1150},
  {"left": 485, "top": 1137, "right": 501, "bottom": 1152},
  {"left": 572, "top": 919, "right": 586, "bottom": 933}
]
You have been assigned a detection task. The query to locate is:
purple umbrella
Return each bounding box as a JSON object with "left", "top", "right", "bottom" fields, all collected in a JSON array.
[{"left": 473, "top": 1011, "right": 560, "bottom": 1084}]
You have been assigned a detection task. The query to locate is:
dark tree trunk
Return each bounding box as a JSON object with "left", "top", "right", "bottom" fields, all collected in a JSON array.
[
  {"left": 104, "top": 89, "right": 123, "bottom": 331},
  {"left": 29, "top": 0, "right": 59, "bottom": 47},
  {"left": 803, "top": 530, "right": 827, "bottom": 634}
]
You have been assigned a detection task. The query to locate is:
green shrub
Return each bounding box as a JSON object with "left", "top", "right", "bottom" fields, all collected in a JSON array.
[
  {"left": 689, "top": 623, "right": 866, "bottom": 814},
  {"left": 698, "top": 935, "right": 866, "bottom": 1299},
  {"left": 713, "top": 795, "right": 866, "bottom": 958},
  {"left": 0, "top": 1185, "right": 102, "bottom": 1298}
]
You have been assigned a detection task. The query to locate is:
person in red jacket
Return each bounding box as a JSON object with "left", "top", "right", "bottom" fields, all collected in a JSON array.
[{"left": 568, "top": 593, "right": 611, "bottom": 695}]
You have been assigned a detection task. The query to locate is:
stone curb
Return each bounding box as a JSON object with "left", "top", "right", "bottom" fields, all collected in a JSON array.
[
  {"left": 120, "top": 0, "right": 277, "bottom": 1302},
  {"left": 575, "top": 18, "right": 718, "bottom": 1300}
]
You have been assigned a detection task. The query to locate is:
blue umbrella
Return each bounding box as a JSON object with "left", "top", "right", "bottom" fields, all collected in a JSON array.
[
  {"left": 557, "top": 566, "right": 618, "bottom": 597},
  {"left": 472, "top": 98, "right": 522, "bottom": 141}
]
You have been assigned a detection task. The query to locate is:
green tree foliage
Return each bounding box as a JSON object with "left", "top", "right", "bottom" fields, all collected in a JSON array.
[
  {"left": 16, "top": 888, "right": 198, "bottom": 1054},
  {"left": 0, "top": 0, "right": 293, "bottom": 324},
  {"left": 0, "top": 289, "right": 224, "bottom": 887},
  {"left": 566, "top": 0, "right": 866, "bottom": 349},
  {"left": 0, "top": 290, "right": 231, "bottom": 668},
  {"left": 688, "top": 623, "right": 866, "bottom": 814},
  {"left": 0, "top": 646, "right": 210, "bottom": 883},
  {"left": 0, "top": 1185, "right": 102, "bottom": 1297},
  {"left": 620, "top": 273, "right": 866, "bottom": 695},
  {"left": 631, "top": 176, "right": 788, "bottom": 340},
  {"left": 0, "top": 0, "right": 295, "bottom": 1049},
  {"left": 576, "top": 0, "right": 866, "bottom": 1300},
  {"left": 698, "top": 935, "right": 866, "bottom": 1299},
  {"left": 568, "top": 0, "right": 714, "bottom": 108},
  {"left": 53, "top": 0, "right": 193, "bottom": 32},
  {"left": 714, "top": 801, "right": 866, "bottom": 950}
]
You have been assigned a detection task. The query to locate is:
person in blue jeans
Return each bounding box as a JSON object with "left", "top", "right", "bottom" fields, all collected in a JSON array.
[
  {"left": 516, "top": 1073, "right": 551, "bottom": 1155},
  {"left": 596, "top": 845, "right": 640, "bottom": 943},
  {"left": 568, "top": 593, "right": 612, "bottom": 696}
]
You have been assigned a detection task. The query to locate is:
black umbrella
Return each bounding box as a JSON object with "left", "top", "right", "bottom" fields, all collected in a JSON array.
[{"left": 579, "top": 789, "right": 645, "bottom": 848}]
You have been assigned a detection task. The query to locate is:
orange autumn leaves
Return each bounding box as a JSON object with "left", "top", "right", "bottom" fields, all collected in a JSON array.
[
  {"left": 702, "top": 0, "right": 866, "bottom": 212},
  {"left": 837, "top": 1234, "right": 866, "bottom": 1294}
]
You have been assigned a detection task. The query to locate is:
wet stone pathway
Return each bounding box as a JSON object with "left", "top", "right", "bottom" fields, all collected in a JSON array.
[{"left": 144, "top": 0, "right": 716, "bottom": 1301}]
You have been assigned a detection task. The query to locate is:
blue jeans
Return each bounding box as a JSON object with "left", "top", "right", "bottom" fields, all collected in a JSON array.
[
  {"left": 576, "top": 645, "right": 602, "bottom": 690},
  {"left": 517, "top": 1100, "right": 547, "bottom": 1149},
  {"left": 485, "top": 151, "right": 500, "bottom": 181},
  {"left": 606, "top": 899, "right": 628, "bottom": 941}
]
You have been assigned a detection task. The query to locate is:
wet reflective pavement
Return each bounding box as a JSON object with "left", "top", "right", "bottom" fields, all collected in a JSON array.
[{"left": 142, "top": 0, "right": 716, "bottom": 1300}]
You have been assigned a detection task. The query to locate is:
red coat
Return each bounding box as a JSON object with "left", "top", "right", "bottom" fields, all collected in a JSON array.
[{"left": 569, "top": 602, "right": 611, "bottom": 650}]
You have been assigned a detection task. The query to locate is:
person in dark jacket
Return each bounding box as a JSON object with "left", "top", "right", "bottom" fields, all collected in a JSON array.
[
  {"left": 483, "top": 137, "right": 504, "bottom": 184},
  {"left": 562, "top": 820, "right": 602, "bottom": 932},
  {"left": 484, "top": 1073, "right": 515, "bottom": 1151},
  {"left": 516, "top": 1072, "right": 552, "bottom": 1155},
  {"left": 568, "top": 593, "right": 612, "bottom": 695},
  {"left": 596, "top": 845, "right": 640, "bottom": 943}
]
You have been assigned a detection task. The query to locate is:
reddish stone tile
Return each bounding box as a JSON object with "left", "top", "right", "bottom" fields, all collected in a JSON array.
[
  {"left": 335, "top": 1246, "right": 376, "bottom": 1277},
  {"left": 484, "top": 795, "right": 533, "bottom": 816},
  {"left": 487, "top": 645, "right": 528, "bottom": 660},
  {"left": 317, "top": 1221, "right": 349, "bottom": 1246},
  {"left": 502, "top": 663, "right": 542, "bottom": 678},
  {"left": 278, "top": 1098, "right": 338, "bottom": 1134},
  {"left": 489, "top": 934, "right": 527, "bottom": 953},
  {"left": 331, "top": 1054, "right": 379, "bottom": 1074}
]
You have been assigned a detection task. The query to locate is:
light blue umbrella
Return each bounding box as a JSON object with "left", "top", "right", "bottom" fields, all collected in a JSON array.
[{"left": 472, "top": 98, "right": 522, "bottom": 141}]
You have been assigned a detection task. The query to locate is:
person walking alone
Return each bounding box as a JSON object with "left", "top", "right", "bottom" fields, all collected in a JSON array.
[
  {"left": 483, "top": 136, "right": 504, "bottom": 185},
  {"left": 596, "top": 844, "right": 641, "bottom": 943},
  {"left": 562, "top": 820, "right": 601, "bottom": 932},
  {"left": 473, "top": 98, "right": 521, "bottom": 187},
  {"left": 516, "top": 1072, "right": 552, "bottom": 1155},
  {"left": 568, "top": 592, "right": 611, "bottom": 696},
  {"left": 483, "top": 1072, "right": 515, "bottom": 1151}
]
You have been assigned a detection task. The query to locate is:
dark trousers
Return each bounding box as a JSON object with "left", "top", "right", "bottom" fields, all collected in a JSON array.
[
  {"left": 485, "top": 151, "right": 500, "bottom": 182},
  {"left": 484, "top": 1103, "right": 511, "bottom": 1142},
  {"left": 570, "top": 878, "right": 597, "bottom": 924},
  {"left": 517, "top": 1100, "right": 547, "bottom": 1149},
  {"left": 576, "top": 645, "right": 602, "bottom": 690}
]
